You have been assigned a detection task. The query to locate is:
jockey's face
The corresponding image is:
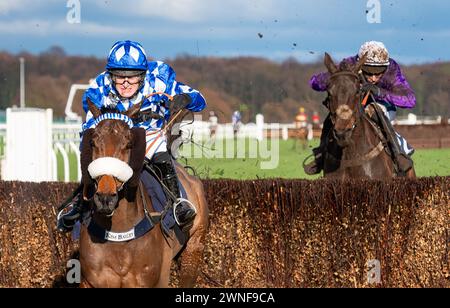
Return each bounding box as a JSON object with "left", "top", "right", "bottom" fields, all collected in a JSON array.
[
  {"left": 112, "top": 73, "right": 142, "bottom": 98},
  {"left": 364, "top": 72, "right": 384, "bottom": 84}
]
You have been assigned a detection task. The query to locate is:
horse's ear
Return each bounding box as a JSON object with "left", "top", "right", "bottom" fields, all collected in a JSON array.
[
  {"left": 124, "top": 99, "right": 143, "bottom": 119},
  {"left": 354, "top": 52, "right": 368, "bottom": 73},
  {"left": 87, "top": 97, "right": 101, "bottom": 119},
  {"left": 324, "top": 52, "right": 338, "bottom": 74}
]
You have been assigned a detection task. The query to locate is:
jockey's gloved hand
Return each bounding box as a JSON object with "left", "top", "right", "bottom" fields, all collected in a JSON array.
[
  {"left": 170, "top": 93, "right": 192, "bottom": 115},
  {"left": 361, "top": 83, "right": 382, "bottom": 97}
]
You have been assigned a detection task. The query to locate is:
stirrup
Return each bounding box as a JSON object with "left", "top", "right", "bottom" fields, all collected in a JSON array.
[
  {"left": 57, "top": 199, "right": 82, "bottom": 232},
  {"left": 302, "top": 153, "right": 323, "bottom": 175},
  {"left": 57, "top": 211, "right": 77, "bottom": 232},
  {"left": 173, "top": 198, "right": 197, "bottom": 226}
]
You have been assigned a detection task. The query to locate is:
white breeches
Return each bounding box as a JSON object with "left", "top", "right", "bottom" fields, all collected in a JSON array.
[
  {"left": 145, "top": 130, "right": 168, "bottom": 160},
  {"left": 375, "top": 103, "right": 414, "bottom": 155}
]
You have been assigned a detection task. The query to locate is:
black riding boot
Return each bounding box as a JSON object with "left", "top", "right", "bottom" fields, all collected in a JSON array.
[
  {"left": 151, "top": 152, "right": 196, "bottom": 230},
  {"left": 57, "top": 129, "right": 95, "bottom": 233},
  {"left": 376, "top": 112, "right": 413, "bottom": 175},
  {"left": 57, "top": 193, "right": 83, "bottom": 232},
  {"left": 304, "top": 114, "right": 333, "bottom": 175}
]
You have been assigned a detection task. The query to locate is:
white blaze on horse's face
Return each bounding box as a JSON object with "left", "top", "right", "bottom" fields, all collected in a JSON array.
[
  {"left": 336, "top": 105, "right": 353, "bottom": 121},
  {"left": 333, "top": 103, "right": 357, "bottom": 147}
]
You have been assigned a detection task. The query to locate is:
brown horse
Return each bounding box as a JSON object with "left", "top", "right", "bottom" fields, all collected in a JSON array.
[
  {"left": 321, "top": 53, "right": 415, "bottom": 179},
  {"left": 78, "top": 100, "right": 209, "bottom": 288},
  {"left": 292, "top": 126, "right": 310, "bottom": 150}
]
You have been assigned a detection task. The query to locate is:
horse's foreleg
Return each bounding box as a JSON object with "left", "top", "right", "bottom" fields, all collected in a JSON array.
[
  {"left": 177, "top": 228, "right": 207, "bottom": 288},
  {"left": 406, "top": 167, "right": 416, "bottom": 179},
  {"left": 154, "top": 253, "right": 173, "bottom": 288},
  {"left": 174, "top": 165, "right": 209, "bottom": 288}
]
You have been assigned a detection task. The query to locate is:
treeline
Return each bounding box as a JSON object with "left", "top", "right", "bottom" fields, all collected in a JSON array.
[{"left": 0, "top": 46, "right": 449, "bottom": 123}]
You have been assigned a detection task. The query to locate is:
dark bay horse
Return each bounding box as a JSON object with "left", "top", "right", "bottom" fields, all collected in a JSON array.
[
  {"left": 321, "top": 53, "right": 415, "bottom": 179},
  {"left": 78, "top": 100, "right": 209, "bottom": 287}
]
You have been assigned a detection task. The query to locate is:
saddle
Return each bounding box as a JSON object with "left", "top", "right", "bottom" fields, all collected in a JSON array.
[{"left": 140, "top": 167, "right": 189, "bottom": 245}]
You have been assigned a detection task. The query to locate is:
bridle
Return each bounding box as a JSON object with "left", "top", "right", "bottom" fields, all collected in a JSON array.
[
  {"left": 328, "top": 70, "right": 367, "bottom": 139},
  {"left": 327, "top": 70, "right": 386, "bottom": 167},
  {"left": 89, "top": 92, "right": 187, "bottom": 196},
  {"left": 89, "top": 113, "right": 136, "bottom": 194}
]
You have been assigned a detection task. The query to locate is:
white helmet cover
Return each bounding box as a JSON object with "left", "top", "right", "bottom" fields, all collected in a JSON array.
[{"left": 358, "top": 41, "right": 390, "bottom": 66}]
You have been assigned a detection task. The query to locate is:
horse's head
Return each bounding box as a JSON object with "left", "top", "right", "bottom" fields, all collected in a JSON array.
[
  {"left": 86, "top": 98, "right": 145, "bottom": 216},
  {"left": 324, "top": 52, "right": 367, "bottom": 147}
]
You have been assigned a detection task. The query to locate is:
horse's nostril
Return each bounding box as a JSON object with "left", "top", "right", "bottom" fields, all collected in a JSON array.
[
  {"left": 95, "top": 193, "right": 118, "bottom": 210},
  {"left": 103, "top": 194, "right": 117, "bottom": 203},
  {"left": 334, "top": 129, "right": 344, "bottom": 138}
]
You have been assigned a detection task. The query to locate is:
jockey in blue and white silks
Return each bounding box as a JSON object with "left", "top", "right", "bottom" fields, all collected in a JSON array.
[
  {"left": 58, "top": 40, "right": 205, "bottom": 233},
  {"left": 82, "top": 61, "right": 206, "bottom": 159}
]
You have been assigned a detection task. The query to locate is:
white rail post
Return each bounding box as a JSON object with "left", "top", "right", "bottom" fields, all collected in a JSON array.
[
  {"left": 256, "top": 114, "right": 264, "bottom": 141},
  {"left": 50, "top": 148, "right": 58, "bottom": 181},
  {"left": 281, "top": 126, "right": 289, "bottom": 140},
  {"left": 65, "top": 84, "right": 90, "bottom": 122},
  {"left": 69, "top": 141, "right": 81, "bottom": 182},
  {"left": 55, "top": 142, "right": 70, "bottom": 183}
]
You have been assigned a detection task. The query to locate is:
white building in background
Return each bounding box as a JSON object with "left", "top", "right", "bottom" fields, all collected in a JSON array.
[{"left": 1, "top": 107, "right": 54, "bottom": 182}]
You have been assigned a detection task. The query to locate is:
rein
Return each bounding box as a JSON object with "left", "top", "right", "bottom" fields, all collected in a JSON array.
[{"left": 332, "top": 141, "right": 384, "bottom": 168}]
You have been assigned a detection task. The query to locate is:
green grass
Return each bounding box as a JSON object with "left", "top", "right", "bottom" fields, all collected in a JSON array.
[
  {"left": 411, "top": 147, "right": 450, "bottom": 177},
  {"left": 178, "top": 138, "right": 450, "bottom": 179},
  {"left": 1, "top": 138, "right": 449, "bottom": 181},
  {"left": 0, "top": 135, "right": 5, "bottom": 157},
  {"left": 56, "top": 150, "right": 79, "bottom": 182}
]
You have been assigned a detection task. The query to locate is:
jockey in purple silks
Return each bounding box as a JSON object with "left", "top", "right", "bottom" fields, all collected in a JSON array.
[{"left": 304, "top": 41, "right": 416, "bottom": 175}]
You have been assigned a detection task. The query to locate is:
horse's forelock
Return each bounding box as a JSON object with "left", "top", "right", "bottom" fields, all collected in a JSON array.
[
  {"left": 339, "top": 61, "right": 353, "bottom": 72},
  {"left": 100, "top": 106, "right": 121, "bottom": 115},
  {"left": 96, "top": 116, "right": 131, "bottom": 134},
  {"left": 328, "top": 68, "right": 361, "bottom": 116}
]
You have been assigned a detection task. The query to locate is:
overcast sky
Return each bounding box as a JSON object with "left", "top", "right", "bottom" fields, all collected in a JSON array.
[{"left": 0, "top": 0, "right": 449, "bottom": 64}]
